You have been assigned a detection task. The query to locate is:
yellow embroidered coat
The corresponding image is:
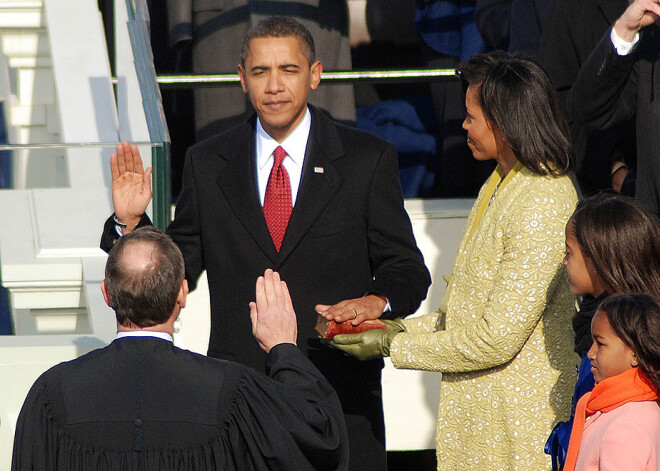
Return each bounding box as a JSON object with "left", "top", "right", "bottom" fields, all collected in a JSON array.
[{"left": 390, "top": 165, "right": 579, "bottom": 470}]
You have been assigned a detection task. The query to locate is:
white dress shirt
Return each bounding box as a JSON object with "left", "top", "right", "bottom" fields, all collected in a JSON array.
[
  {"left": 116, "top": 330, "right": 173, "bottom": 342},
  {"left": 611, "top": 27, "right": 640, "bottom": 56},
  {"left": 255, "top": 108, "right": 312, "bottom": 206}
]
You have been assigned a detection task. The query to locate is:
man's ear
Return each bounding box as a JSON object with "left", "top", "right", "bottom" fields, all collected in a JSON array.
[
  {"left": 309, "top": 61, "right": 322, "bottom": 90},
  {"left": 101, "top": 280, "right": 111, "bottom": 307},
  {"left": 177, "top": 279, "right": 189, "bottom": 310},
  {"left": 238, "top": 64, "right": 249, "bottom": 93}
]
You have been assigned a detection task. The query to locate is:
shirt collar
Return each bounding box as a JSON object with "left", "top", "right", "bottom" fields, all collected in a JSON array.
[
  {"left": 256, "top": 108, "right": 311, "bottom": 171},
  {"left": 115, "top": 331, "right": 173, "bottom": 342}
]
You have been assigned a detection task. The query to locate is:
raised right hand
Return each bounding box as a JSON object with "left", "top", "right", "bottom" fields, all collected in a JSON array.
[
  {"left": 614, "top": 0, "right": 660, "bottom": 41},
  {"left": 110, "top": 141, "right": 153, "bottom": 233},
  {"left": 249, "top": 269, "right": 298, "bottom": 353}
]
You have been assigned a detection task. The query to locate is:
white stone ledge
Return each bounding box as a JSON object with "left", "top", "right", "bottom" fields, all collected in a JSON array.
[
  {"left": 7, "top": 56, "right": 51, "bottom": 68},
  {"left": 8, "top": 286, "right": 83, "bottom": 310},
  {"left": 17, "top": 67, "right": 54, "bottom": 105},
  {"left": 404, "top": 198, "right": 474, "bottom": 219},
  {"left": 9, "top": 103, "right": 45, "bottom": 125},
  {"left": 0, "top": 11, "right": 44, "bottom": 29},
  {"left": 1, "top": 31, "right": 49, "bottom": 57}
]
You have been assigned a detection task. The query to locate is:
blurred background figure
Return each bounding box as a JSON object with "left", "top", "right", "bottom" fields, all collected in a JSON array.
[
  {"left": 474, "top": 0, "right": 551, "bottom": 57},
  {"left": 416, "top": 0, "right": 494, "bottom": 197},
  {"left": 568, "top": 0, "right": 660, "bottom": 217},
  {"left": 538, "top": 0, "right": 635, "bottom": 199}
]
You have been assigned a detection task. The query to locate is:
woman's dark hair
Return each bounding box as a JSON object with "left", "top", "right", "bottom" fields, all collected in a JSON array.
[
  {"left": 599, "top": 293, "right": 660, "bottom": 391},
  {"left": 455, "top": 51, "right": 573, "bottom": 176},
  {"left": 569, "top": 193, "right": 660, "bottom": 297}
]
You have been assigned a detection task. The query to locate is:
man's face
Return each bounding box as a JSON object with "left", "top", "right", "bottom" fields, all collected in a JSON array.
[{"left": 238, "top": 36, "right": 322, "bottom": 142}]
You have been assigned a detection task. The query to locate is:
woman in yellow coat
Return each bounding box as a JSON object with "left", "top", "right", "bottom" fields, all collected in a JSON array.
[{"left": 326, "top": 52, "right": 579, "bottom": 470}]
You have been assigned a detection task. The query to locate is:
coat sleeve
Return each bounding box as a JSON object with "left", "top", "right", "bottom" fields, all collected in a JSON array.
[
  {"left": 365, "top": 142, "right": 431, "bottom": 319},
  {"left": 165, "top": 149, "right": 205, "bottom": 291},
  {"left": 226, "top": 344, "right": 349, "bottom": 471},
  {"left": 390, "top": 182, "right": 571, "bottom": 373},
  {"left": 566, "top": 27, "right": 639, "bottom": 130},
  {"left": 100, "top": 213, "right": 153, "bottom": 253}
]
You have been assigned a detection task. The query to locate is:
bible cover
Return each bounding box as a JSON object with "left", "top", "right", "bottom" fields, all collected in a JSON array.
[{"left": 315, "top": 315, "right": 387, "bottom": 339}]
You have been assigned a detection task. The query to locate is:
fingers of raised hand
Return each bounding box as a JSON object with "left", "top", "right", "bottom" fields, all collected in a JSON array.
[
  {"left": 255, "top": 275, "right": 266, "bottom": 310},
  {"left": 110, "top": 152, "right": 120, "bottom": 180},
  {"left": 114, "top": 142, "right": 144, "bottom": 176},
  {"left": 115, "top": 142, "right": 127, "bottom": 174},
  {"left": 122, "top": 141, "right": 136, "bottom": 173},
  {"left": 262, "top": 269, "right": 278, "bottom": 307},
  {"left": 249, "top": 301, "right": 258, "bottom": 331},
  {"left": 131, "top": 144, "right": 144, "bottom": 173},
  {"left": 271, "top": 271, "right": 284, "bottom": 307},
  {"left": 281, "top": 281, "right": 294, "bottom": 314}
]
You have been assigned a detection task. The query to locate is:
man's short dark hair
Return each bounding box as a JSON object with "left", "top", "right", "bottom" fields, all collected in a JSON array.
[
  {"left": 105, "top": 226, "right": 185, "bottom": 328},
  {"left": 240, "top": 16, "right": 316, "bottom": 66}
]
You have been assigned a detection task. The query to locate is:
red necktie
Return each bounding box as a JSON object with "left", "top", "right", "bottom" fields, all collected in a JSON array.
[{"left": 263, "top": 146, "right": 292, "bottom": 251}]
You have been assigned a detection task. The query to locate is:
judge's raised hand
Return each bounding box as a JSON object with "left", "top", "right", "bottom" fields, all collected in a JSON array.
[
  {"left": 110, "top": 141, "right": 153, "bottom": 234},
  {"left": 250, "top": 269, "right": 298, "bottom": 353},
  {"left": 614, "top": 0, "right": 660, "bottom": 41}
]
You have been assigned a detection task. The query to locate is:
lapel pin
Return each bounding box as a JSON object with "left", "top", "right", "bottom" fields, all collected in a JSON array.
[{"left": 314, "top": 167, "right": 324, "bottom": 174}]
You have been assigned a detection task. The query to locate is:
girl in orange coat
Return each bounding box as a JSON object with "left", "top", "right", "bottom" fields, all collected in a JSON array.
[{"left": 564, "top": 293, "right": 660, "bottom": 471}]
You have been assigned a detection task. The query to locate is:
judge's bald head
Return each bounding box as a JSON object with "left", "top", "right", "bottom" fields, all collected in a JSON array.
[{"left": 104, "top": 227, "right": 185, "bottom": 328}]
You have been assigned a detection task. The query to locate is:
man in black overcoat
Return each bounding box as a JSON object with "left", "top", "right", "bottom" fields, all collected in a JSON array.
[
  {"left": 13, "top": 227, "right": 348, "bottom": 470},
  {"left": 102, "top": 16, "right": 431, "bottom": 470},
  {"left": 567, "top": 0, "right": 660, "bottom": 216}
]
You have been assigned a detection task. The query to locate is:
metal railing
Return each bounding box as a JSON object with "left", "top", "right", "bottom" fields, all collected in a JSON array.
[
  {"left": 112, "top": 68, "right": 459, "bottom": 89},
  {"left": 122, "top": 0, "right": 170, "bottom": 229}
]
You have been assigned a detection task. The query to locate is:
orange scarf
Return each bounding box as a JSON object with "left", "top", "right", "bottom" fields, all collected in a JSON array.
[{"left": 563, "top": 367, "right": 659, "bottom": 471}]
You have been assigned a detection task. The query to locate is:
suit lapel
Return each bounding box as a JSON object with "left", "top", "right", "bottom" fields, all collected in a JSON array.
[
  {"left": 216, "top": 119, "right": 280, "bottom": 263},
  {"left": 215, "top": 109, "right": 346, "bottom": 265},
  {"left": 277, "top": 109, "right": 345, "bottom": 264}
]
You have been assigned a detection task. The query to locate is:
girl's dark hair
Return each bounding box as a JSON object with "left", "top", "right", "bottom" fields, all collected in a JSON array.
[
  {"left": 455, "top": 51, "right": 573, "bottom": 176},
  {"left": 599, "top": 293, "right": 660, "bottom": 391},
  {"left": 570, "top": 193, "right": 660, "bottom": 297}
]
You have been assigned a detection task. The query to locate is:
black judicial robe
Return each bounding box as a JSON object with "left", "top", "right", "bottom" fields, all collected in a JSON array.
[{"left": 11, "top": 338, "right": 348, "bottom": 470}]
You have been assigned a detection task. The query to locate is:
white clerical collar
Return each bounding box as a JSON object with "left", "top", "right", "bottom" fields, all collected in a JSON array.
[
  {"left": 256, "top": 107, "right": 311, "bottom": 172},
  {"left": 115, "top": 331, "right": 173, "bottom": 342}
]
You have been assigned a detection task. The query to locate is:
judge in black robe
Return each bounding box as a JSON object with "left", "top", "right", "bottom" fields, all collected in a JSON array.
[{"left": 12, "top": 227, "right": 348, "bottom": 471}]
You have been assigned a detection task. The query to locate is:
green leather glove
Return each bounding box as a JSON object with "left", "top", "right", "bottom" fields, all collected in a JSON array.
[{"left": 327, "top": 318, "right": 406, "bottom": 361}]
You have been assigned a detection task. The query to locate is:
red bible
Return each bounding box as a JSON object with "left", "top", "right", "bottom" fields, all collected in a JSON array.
[{"left": 315, "top": 316, "right": 387, "bottom": 340}]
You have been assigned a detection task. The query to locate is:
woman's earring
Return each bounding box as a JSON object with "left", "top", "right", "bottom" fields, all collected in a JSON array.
[{"left": 632, "top": 356, "right": 638, "bottom": 366}]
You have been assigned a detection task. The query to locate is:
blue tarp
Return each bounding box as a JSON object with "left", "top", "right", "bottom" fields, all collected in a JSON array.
[{"left": 357, "top": 95, "right": 439, "bottom": 198}]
